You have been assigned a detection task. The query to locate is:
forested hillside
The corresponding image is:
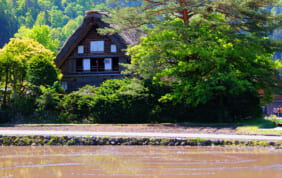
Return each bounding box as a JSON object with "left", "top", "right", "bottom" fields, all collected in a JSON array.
[
  {"left": 0, "top": 0, "right": 281, "bottom": 57},
  {"left": 0, "top": 0, "right": 109, "bottom": 48},
  {"left": 271, "top": 4, "right": 282, "bottom": 59}
]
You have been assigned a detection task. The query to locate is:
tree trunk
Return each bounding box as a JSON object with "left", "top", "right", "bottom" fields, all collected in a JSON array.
[{"left": 2, "top": 68, "right": 9, "bottom": 108}]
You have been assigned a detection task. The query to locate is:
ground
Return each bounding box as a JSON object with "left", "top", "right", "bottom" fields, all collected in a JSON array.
[
  {"left": 0, "top": 124, "right": 236, "bottom": 133},
  {"left": 0, "top": 123, "right": 280, "bottom": 135}
]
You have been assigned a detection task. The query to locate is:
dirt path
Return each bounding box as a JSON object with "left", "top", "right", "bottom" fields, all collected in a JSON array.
[
  {"left": 0, "top": 124, "right": 238, "bottom": 134},
  {"left": 0, "top": 130, "right": 281, "bottom": 141}
]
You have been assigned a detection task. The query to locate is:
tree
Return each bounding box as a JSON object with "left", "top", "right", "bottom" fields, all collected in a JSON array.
[
  {"left": 49, "top": 6, "right": 64, "bottom": 28},
  {"left": 25, "top": 12, "right": 34, "bottom": 28},
  {"left": 0, "top": 38, "right": 53, "bottom": 107},
  {"left": 14, "top": 25, "right": 60, "bottom": 55},
  {"left": 128, "top": 18, "right": 280, "bottom": 106},
  {"left": 38, "top": 0, "right": 52, "bottom": 11},
  {"left": 0, "top": 0, "right": 18, "bottom": 48},
  {"left": 34, "top": 11, "right": 47, "bottom": 26},
  {"left": 102, "top": 0, "right": 281, "bottom": 109},
  {"left": 102, "top": 0, "right": 281, "bottom": 51},
  {"left": 63, "top": 19, "right": 79, "bottom": 38},
  {"left": 104, "top": 0, "right": 281, "bottom": 32},
  {"left": 27, "top": 53, "right": 60, "bottom": 86}
]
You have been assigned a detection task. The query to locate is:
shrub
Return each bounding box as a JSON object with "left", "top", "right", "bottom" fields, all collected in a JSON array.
[
  {"left": 36, "top": 86, "right": 60, "bottom": 111},
  {"left": 59, "top": 89, "right": 94, "bottom": 122},
  {"left": 59, "top": 79, "right": 154, "bottom": 123},
  {"left": 27, "top": 53, "right": 60, "bottom": 86}
]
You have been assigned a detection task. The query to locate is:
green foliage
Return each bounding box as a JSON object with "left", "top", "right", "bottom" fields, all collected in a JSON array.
[
  {"left": 0, "top": 38, "right": 54, "bottom": 108},
  {"left": 0, "top": 0, "right": 280, "bottom": 53},
  {"left": 59, "top": 78, "right": 153, "bottom": 123},
  {"left": 128, "top": 18, "right": 280, "bottom": 108},
  {"left": 0, "top": 0, "right": 109, "bottom": 48},
  {"left": 11, "top": 94, "right": 37, "bottom": 116},
  {"left": 34, "top": 11, "right": 47, "bottom": 26},
  {"left": 90, "top": 79, "right": 151, "bottom": 123},
  {"left": 25, "top": 12, "right": 35, "bottom": 28},
  {"left": 36, "top": 85, "right": 61, "bottom": 111},
  {"left": 59, "top": 86, "right": 94, "bottom": 122},
  {"left": 102, "top": 0, "right": 281, "bottom": 57},
  {"left": 49, "top": 6, "right": 64, "bottom": 28},
  {"left": 27, "top": 53, "right": 60, "bottom": 86},
  {"left": 14, "top": 25, "right": 60, "bottom": 55}
]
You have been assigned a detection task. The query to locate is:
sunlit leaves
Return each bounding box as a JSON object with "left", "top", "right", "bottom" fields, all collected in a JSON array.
[{"left": 127, "top": 17, "right": 280, "bottom": 106}]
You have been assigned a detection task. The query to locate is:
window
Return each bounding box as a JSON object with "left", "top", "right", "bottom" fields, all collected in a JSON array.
[
  {"left": 61, "top": 81, "right": 68, "bottom": 90},
  {"left": 76, "top": 59, "right": 82, "bottom": 72},
  {"left": 78, "top": 45, "right": 84, "bottom": 54},
  {"left": 90, "top": 41, "right": 104, "bottom": 52},
  {"left": 83, "top": 59, "right": 91, "bottom": 71},
  {"left": 104, "top": 58, "right": 112, "bottom": 70},
  {"left": 111, "top": 44, "right": 117, "bottom": 53}
]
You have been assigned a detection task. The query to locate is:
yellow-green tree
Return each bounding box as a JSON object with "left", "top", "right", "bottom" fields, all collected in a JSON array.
[
  {"left": 0, "top": 38, "right": 55, "bottom": 108},
  {"left": 14, "top": 25, "right": 60, "bottom": 55}
]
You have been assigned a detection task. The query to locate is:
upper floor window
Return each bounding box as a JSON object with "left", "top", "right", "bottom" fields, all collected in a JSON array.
[
  {"left": 90, "top": 41, "right": 104, "bottom": 52},
  {"left": 78, "top": 45, "right": 84, "bottom": 54},
  {"left": 111, "top": 44, "right": 117, "bottom": 53}
]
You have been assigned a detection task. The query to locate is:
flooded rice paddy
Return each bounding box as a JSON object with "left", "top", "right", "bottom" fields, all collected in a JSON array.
[{"left": 0, "top": 146, "right": 281, "bottom": 177}]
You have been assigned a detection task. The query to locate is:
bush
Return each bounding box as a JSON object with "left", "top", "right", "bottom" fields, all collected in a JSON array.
[
  {"left": 0, "top": 77, "right": 264, "bottom": 124},
  {"left": 28, "top": 53, "right": 60, "bottom": 86},
  {"left": 36, "top": 86, "right": 60, "bottom": 111},
  {"left": 180, "top": 89, "right": 263, "bottom": 123},
  {"left": 60, "top": 79, "right": 154, "bottom": 123},
  {"left": 59, "top": 89, "right": 94, "bottom": 122},
  {"left": 11, "top": 94, "right": 37, "bottom": 116}
]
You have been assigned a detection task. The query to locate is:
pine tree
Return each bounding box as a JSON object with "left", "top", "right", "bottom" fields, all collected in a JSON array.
[{"left": 102, "top": 0, "right": 281, "bottom": 50}]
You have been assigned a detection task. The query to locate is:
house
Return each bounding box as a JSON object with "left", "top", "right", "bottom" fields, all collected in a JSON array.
[{"left": 55, "top": 10, "right": 139, "bottom": 91}]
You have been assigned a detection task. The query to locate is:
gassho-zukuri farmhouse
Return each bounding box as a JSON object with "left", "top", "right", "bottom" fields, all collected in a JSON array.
[{"left": 55, "top": 10, "right": 140, "bottom": 91}]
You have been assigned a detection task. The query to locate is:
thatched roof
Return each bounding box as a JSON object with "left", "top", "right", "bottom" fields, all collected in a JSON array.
[{"left": 55, "top": 10, "right": 140, "bottom": 68}]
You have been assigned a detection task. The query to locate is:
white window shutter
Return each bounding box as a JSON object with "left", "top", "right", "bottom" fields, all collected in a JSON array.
[
  {"left": 104, "top": 58, "right": 112, "bottom": 70},
  {"left": 111, "top": 44, "right": 117, "bottom": 53},
  {"left": 78, "top": 45, "right": 84, "bottom": 54},
  {"left": 83, "top": 59, "right": 90, "bottom": 71}
]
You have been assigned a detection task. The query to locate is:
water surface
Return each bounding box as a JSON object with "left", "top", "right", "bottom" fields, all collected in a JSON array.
[{"left": 0, "top": 146, "right": 281, "bottom": 177}]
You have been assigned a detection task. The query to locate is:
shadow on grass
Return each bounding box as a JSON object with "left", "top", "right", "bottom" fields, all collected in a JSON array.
[
  {"left": 156, "top": 118, "right": 277, "bottom": 129},
  {"left": 235, "top": 118, "right": 277, "bottom": 129},
  {"left": 153, "top": 123, "right": 238, "bottom": 131}
]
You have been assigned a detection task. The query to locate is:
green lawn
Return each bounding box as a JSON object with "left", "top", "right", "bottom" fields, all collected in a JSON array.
[
  {"left": 234, "top": 118, "right": 281, "bottom": 135},
  {"left": 236, "top": 126, "right": 281, "bottom": 135}
]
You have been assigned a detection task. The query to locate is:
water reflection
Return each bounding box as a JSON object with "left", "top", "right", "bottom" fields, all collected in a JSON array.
[{"left": 0, "top": 146, "right": 281, "bottom": 177}]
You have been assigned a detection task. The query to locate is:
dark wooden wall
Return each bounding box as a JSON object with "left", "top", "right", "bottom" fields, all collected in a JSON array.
[{"left": 70, "top": 25, "right": 123, "bottom": 57}]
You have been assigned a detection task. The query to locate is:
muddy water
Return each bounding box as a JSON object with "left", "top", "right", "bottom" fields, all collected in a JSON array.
[{"left": 0, "top": 146, "right": 281, "bottom": 178}]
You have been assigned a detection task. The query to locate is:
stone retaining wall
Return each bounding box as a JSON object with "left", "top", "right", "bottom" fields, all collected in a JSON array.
[{"left": 0, "top": 135, "right": 281, "bottom": 148}]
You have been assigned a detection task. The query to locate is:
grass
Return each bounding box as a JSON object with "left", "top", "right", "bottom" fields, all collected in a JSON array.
[
  {"left": 235, "top": 118, "right": 281, "bottom": 135},
  {"left": 236, "top": 126, "right": 281, "bottom": 135},
  {"left": 235, "top": 118, "right": 277, "bottom": 128}
]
